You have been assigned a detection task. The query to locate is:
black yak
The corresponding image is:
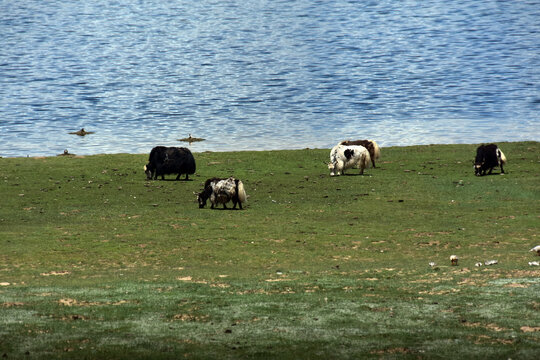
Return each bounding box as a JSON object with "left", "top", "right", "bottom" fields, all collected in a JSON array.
[
  {"left": 474, "top": 144, "right": 507, "bottom": 176},
  {"left": 144, "top": 146, "right": 196, "bottom": 180}
]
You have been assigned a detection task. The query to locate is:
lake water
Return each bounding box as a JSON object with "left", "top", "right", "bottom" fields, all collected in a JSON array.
[{"left": 1, "top": 0, "right": 539, "bottom": 157}]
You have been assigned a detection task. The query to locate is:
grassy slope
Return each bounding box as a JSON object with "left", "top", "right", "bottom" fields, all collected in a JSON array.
[{"left": 0, "top": 142, "right": 539, "bottom": 359}]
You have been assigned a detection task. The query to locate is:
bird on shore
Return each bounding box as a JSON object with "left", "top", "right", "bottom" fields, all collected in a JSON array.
[{"left": 57, "top": 149, "right": 75, "bottom": 156}]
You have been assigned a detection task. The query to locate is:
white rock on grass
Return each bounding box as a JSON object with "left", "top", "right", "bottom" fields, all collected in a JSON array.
[{"left": 529, "top": 245, "right": 540, "bottom": 255}]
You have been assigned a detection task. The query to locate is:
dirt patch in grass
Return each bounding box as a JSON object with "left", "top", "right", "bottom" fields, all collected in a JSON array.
[
  {"left": 40, "top": 271, "right": 71, "bottom": 276},
  {"left": 458, "top": 277, "right": 488, "bottom": 286},
  {"left": 172, "top": 314, "right": 209, "bottom": 322},
  {"left": 508, "top": 270, "right": 540, "bottom": 278},
  {"left": 58, "top": 298, "right": 131, "bottom": 307},
  {"left": 414, "top": 231, "right": 452, "bottom": 238},
  {"left": 371, "top": 347, "right": 414, "bottom": 355},
  {"left": 470, "top": 335, "right": 515, "bottom": 345},
  {"left": 419, "top": 288, "right": 460, "bottom": 295},
  {"left": 61, "top": 314, "right": 88, "bottom": 321},
  {"left": 504, "top": 283, "right": 531, "bottom": 288},
  {"left": 520, "top": 326, "right": 540, "bottom": 332},
  {"left": 2, "top": 302, "right": 25, "bottom": 308},
  {"left": 462, "top": 322, "right": 509, "bottom": 332}
]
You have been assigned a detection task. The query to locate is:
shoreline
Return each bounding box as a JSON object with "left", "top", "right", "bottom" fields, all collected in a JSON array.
[{"left": 2, "top": 140, "right": 538, "bottom": 159}]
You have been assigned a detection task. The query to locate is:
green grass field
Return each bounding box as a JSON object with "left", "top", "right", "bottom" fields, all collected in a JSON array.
[{"left": 1, "top": 142, "right": 539, "bottom": 359}]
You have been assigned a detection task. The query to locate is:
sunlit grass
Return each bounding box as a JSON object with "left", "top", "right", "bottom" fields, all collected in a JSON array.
[{"left": 1, "top": 142, "right": 539, "bottom": 358}]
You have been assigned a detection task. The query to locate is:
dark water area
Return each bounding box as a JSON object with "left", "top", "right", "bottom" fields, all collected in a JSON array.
[{"left": 1, "top": 0, "right": 539, "bottom": 157}]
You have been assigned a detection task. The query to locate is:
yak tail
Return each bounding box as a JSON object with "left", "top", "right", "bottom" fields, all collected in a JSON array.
[
  {"left": 370, "top": 140, "right": 381, "bottom": 160},
  {"left": 498, "top": 149, "right": 507, "bottom": 165},
  {"left": 237, "top": 180, "right": 247, "bottom": 204},
  {"left": 363, "top": 151, "right": 372, "bottom": 169}
]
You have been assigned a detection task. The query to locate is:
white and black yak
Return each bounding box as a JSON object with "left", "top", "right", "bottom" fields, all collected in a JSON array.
[
  {"left": 328, "top": 144, "right": 371, "bottom": 176},
  {"left": 144, "top": 146, "right": 196, "bottom": 180},
  {"left": 339, "top": 139, "right": 381, "bottom": 168},
  {"left": 197, "top": 177, "right": 247, "bottom": 209},
  {"left": 474, "top": 144, "right": 507, "bottom": 176}
]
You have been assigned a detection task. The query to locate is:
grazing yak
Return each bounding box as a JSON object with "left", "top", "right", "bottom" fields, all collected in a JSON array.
[
  {"left": 328, "top": 144, "right": 371, "bottom": 176},
  {"left": 474, "top": 144, "right": 506, "bottom": 176},
  {"left": 339, "top": 139, "right": 381, "bottom": 167},
  {"left": 198, "top": 177, "right": 247, "bottom": 209},
  {"left": 144, "top": 146, "right": 196, "bottom": 180}
]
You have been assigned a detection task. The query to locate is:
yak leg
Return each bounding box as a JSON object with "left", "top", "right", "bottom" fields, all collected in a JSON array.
[
  {"left": 372, "top": 159, "right": 376, "bottom": 168},
  {"left": 500, "top": 163, "right": 505, "bottom": 174},
  {"left": 175, "top": 173, "right": 181, "bottom": 180},
  {"left": 234, "top": 196, "right": 242, "bottom": 209}
]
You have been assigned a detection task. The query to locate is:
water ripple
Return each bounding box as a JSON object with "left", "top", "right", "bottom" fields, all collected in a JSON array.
[{"left": 0, "top": 0, "right": 539, "bottom": 157}]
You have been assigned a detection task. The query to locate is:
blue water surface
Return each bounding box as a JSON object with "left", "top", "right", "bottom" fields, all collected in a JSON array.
[{"left": 1, "top": 0, "right": 539, "bottom": 157}]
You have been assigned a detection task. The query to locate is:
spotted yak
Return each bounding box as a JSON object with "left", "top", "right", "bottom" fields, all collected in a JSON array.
[
  {"left": 339, "top": 139, "right": 381, "bottom": 168},
  {"left": 197, "top": 177, "right": 247, "bottom": 209},
  {"left": 328, "top": 144, "right": 371, "bottom": 176}
]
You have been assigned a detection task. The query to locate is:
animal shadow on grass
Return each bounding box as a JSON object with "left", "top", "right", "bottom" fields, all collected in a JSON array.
[
  {"left": 160, "top": 178, "right": 193, "bottom": 181},
  {"left": 476, "top": 170, "right": 506, "bottom": 177},
  {"left": 343, "top": 173, "right": 371, "bottom": 176}
]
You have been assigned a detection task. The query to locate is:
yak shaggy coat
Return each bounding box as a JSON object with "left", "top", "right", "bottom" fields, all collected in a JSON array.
[
  {"left": 474, "top": 144, "right": 507, "bottom": 176},
  {"left": 198, "top": 177, "right": 247, "bottom": 209},
  {"left": 339, "top": 139, "right": 381, "bottom": 168},
  {"left": 144, "top": 146, "right": 196, "bottom": 180},
  {"left": 328, "top": 144, "right": 371, "bottom": 176}
]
